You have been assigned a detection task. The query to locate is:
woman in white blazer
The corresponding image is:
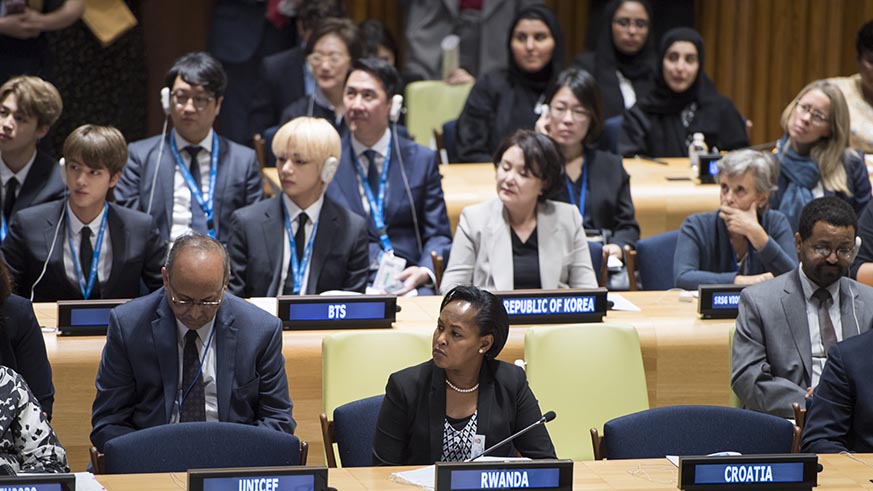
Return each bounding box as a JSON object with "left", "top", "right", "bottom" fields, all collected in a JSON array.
[{"left": 440, "top": 130, "right": 597, "bottom": 293}]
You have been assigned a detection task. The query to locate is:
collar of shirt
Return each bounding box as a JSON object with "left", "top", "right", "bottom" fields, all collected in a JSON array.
[
  {"left": 281, "top": 193, "right": 324, "bottom": 227},
  {"left": 175, "top": 315, "right": 216, "bottom": 345},
  {"left": 173, "top": 129, "right": 214, "bottom": 156},
  {"left": 0, "top": 149, "right": 37, "bottom": 186},
  {"left": 350, "top": 129, "right": 391, "bottom": 177},
  {"left": 798, "top": 266, "right": 840, "bottom": 303},
  {"left": 66, "top": 201, "right": 103, "bottom": 237}
]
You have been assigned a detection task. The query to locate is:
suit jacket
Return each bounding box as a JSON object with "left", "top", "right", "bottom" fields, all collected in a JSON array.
[
  {"left": 249, "top": 47, "right": 307, "bottom": 137},
  {"left": 731, "top": 268, "right": 873, "bottom": 418},
  {"left": 0, "top": 294, "right": 53, "bottom": 417},
  {"left": 801, "top": 329, "right": 873, "bottom": 453},
  {"left": 372, "top": 358, "right": 556, "bottom": 465},
  {"left": 227, "top": 196, "right": 370, "bottom": 296},
  {"left": 116, "top": 133, "right": 264, "bottom": 244},
  {"left": 1, "top": 201, "right": 166, "bottom": 302},
  {"left": 326, "top": 134, "right": 452, "bottom": 273},
  {"left": 7, "top": 150, "right": 65, "bottom": 218},
  {"left": 440, "top": 198, "right": 597, "bottom": 293},
  {"left": 90, "top": 289, "right": 295, "bottom": 451}
]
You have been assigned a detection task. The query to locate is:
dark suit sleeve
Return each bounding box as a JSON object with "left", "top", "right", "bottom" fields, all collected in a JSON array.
[
  {"left": 1, "top": 215, "right": 33, "bottom": 297},
  {"left": 754, "top": 212, "right": 797, "bottom": 278},
  {"left": 7, "top": 297, "right": 54, "bottom": 418},
  {"left": 91, "top": 309, "right": 139, "bottom": 451},
  {"left": 115, "top": 145, "right": 146, "bottom": 211},
  {"left": 851, "top": 204, "right": 873, "bottom": 278},
  {"left": 372, "top": 372, "right": 411, "bottom": 466},
  {"left": 608, "top": 165, "right": 640, "bottom": 248},
  {"left": 456, "top": 76, "right": 499, "bottom": 163},
  {"left": 510, "top": 368, "right": 557, "bottom": 459},
  {"left": 226, "top": 210, "right": 250, "bottom": 296},
  {"left": 845, "top": 151, "right": 871, "bottom": 214},
  {"left": 253, "top": 319, "right": 296, "bottom": 434},
  {"left": 243, "top": 153, "right": 265, "bottom": 206},
  {"left": 342, "top": 217, "right": 371, "bottom": 293},
  {"left": 142, "top": 218, "right": 167, "bottom": 292},
  {"left": 618, "top": 105, "right": 650, "bottom": 158},
  {"left": 248, "top": 59, "right": 279, "bottom": 138},
  {"left": 417, "top": 150, "right": 453, "bottom": 268},
  {"left": 800, "top": 344, "right": 853, "bottom": 453}
]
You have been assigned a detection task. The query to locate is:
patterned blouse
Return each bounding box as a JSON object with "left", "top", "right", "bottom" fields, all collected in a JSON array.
[
  {"left": 441, "top": 410, "right": 478, "bottom": 462},
  {"left": 0, "top": 366, "right": 68, "bottom": 473}
]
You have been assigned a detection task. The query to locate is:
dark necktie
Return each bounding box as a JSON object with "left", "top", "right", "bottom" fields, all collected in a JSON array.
[
  {"left": 363, "top": 149, "right": 379, "bottom": 195},
  {"left": 283, "top": 212, "right": 308, "bottom": 294},
  {"left": 813, "top": 288, "right": 838, "bottom": 355},
  {"left": 184, "top": 146, "right": 208, "bottom": 234},
  {"left": 80, "top": 226, "right": 101, "bottom": 299},
  {"left": 180, "top": 330, "right": 206, "bottom": 422},
  {"left": 3, "top": 177, "right": 17, "bottom": 222}
]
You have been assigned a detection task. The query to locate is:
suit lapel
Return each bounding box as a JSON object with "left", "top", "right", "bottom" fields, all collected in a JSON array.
[
  {"left": 782, "top": 270, "right": 813, "bottom": 383},
  {"left": 261, "top": 198, "right": 284, "bottom": 296},
  {"left": 152, "top": 296, "right": 179, "bottom": 422},
  {"left": 14, "top": 151, "right": 51, "bottom": 212},
  {"left": 43, "top": 202, "right": 74, "bottom": 292},
  {"left": 333, "top": 144, "right": 368, "bottom": 219},
  {"left": 214, "top": 303, "right": 238, "bottom": 422},
  {"left": 490, "top": 201, "right": 513, "bottom": 290},
  {"left": 103, "top": 205, "right": 128, "bottom": 295},
  {"left": 307, "top": 199, "right": 338, "bottom": 294},
  {"left": 537, "top": 203, "right": 561, "bottom": 289},
  {"left": 212, "top": 136, "right": 230, "bottom": 233},
  {"left": 429, "top": 364, "right": 446, "bottom": 462}
]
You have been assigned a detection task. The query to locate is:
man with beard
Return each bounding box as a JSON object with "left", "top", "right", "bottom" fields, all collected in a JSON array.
[{"left": 732, "top": 196, "right": 873, "bottom": 418}]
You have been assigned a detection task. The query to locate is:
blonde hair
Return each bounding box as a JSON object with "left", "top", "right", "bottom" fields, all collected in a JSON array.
[
  {"left": 0, "top": 76, "right": 63, "bottom": 128},
  {"left": 780, "top": 80, "right": 853, "bottom": 194},
  {"left": 272, "top": 117, "right": 342, "bottom": 180}
]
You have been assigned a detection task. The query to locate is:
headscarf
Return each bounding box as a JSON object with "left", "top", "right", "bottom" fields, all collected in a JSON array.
[{"left": 506, "top": 5, "right": 565, "bottom": 93}]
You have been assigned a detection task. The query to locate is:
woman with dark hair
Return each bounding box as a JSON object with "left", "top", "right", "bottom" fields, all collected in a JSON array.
[
  {"left": 440, "top": 130, "right": 597, "bottom": 293},
  {"left": 373, "top": 285, "right": 556, "bottom": 465},
  {"left": 574, "top": 0, "right": 656, "bottom": 119},
  {"left": 455, "top": 5, "right": 564, "bottom": 163},
  {"left": 828, "top": 20, "right": 873, "bottom": 154},
  {"left": 619, "top": 27, "right": 749, "bottom": 157}
]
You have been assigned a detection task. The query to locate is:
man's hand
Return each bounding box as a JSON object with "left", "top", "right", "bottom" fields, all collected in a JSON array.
[
  {"left": 603, "top": 243, "right": 623, "bottom": 259},
  {"left": 392, "top": 266, "right": 430, "bottom": 294}
]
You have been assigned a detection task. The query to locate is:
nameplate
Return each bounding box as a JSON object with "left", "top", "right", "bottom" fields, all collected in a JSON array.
[
  {"left": 698, "top": 285, "right": 745, "bottom": 319},
  {"left": 494, "top": 289, "right": 608, "bottom": 324},
  {"left": 698, "top": 153, "right": 722, "bottom": 184},
  {"left": 57, "top": 299, "right": 129, "bottom": 336},
  {"left": 188, "top": 466, "right": 328, "bottom": 491},
  {"left": 436, "top": 460, "right": 573, "bottom": 491},
  {"left": 0, "top": 473, "right": 76, "bottom": 491},
  {"left": 678, "top": 454, "right": 817, "bottom": 491},
  {"left": 276, "top": 295, "right": 397, "bottom": 330}
]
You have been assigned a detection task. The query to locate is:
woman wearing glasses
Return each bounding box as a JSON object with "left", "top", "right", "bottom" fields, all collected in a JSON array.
[{"left": 770, "top": 81, "right": 871, "bottom": 232}]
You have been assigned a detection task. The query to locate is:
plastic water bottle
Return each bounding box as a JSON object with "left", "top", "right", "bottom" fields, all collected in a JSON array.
[{"left": 689, "top": 132, "right": 708, "bottom": 181}]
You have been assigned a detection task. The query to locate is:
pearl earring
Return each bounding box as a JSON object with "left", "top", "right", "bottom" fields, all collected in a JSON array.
[{"left": 478, "top": 349, "right": 484, "bottom": 354}]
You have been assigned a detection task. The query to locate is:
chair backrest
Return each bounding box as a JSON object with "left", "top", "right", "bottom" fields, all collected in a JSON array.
[
  {"left": 103, "top": 422, "right": 302, "bottom": 474},
  {"left": 587, "top": 241, "right": 608, "bottom": 287},
  {"left": 635, "top": 230, "right": 680, "bottom": 290},
  {"left": 601, "top": 115, "right": 623, "bottom": 155},
  {"left": 431, "top": 250, "right": 445, "bottom": 291},
  {"left": 404, "top": 81, "right": 473, "bottom": 147},
  {"left": 321, "top": 394, "right": 384, "bottom": 468},
  {"left": 524, "top": 324, "right": 649, "bottom": 460},
  {"left": 322, "top": 331, "right": 431, "bottom": 416},
  {"left": 442, "top": 119, "right": 459, "bottom": 163},
  {"left": 596, "top": 405, "right": 798, "bottom": 459}
]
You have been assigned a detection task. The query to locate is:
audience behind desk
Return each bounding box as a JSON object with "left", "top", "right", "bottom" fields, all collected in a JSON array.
[{"left": 827, "top": 20, "right": 873, "bottom": 155}]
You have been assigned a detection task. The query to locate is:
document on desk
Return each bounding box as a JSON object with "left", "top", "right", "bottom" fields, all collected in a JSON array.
[
  {"left": 390, "top": 457, "right": 530, "bottom": 489},
  {"left": 607, "top": 293, "right": 640, "bottom": 312}
]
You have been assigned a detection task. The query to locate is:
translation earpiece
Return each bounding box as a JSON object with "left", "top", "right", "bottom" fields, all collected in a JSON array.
[
  {"left": 321, "top": 156, "right": 339, "bottom": 184},
  {"left": 851, "top": 236, "right": 863, "bottom": 262},
  {"left": 59, "top": 157, "right": 67, "bottom": 186},
  {"left": 389, "top": 94, "right": 403, "bottom": 124},
  {"left": 160, "top": 87, "right": 171, "bottom": 115}
]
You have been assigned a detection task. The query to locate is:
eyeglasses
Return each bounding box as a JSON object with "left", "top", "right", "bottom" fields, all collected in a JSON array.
[
  {"left": 794, "top": 102, "right": 829, "bottom": 126},
  {"left": 810, "top": 245, "right": 854, "bottom": 259},
  {"left": 172, "top": 91, "right": 215, "bottom": 111},
  {"left": 167, "top": 277, "right": 224, "bottom": 309},
  {"left": 306, "top": 52, "right": 349, "bottom": 68},
  {"left": 613, "top": 17, "right": 649, "bottom": 30},
  {"left": 550, "top": 105, "right": 591, "bottom": 122}
]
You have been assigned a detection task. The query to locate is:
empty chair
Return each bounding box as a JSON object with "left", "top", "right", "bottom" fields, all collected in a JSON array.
[
  {"left": 405, "top": 81, "right": 473, "bottom": 147},
  {"left": 591, "top": 405, "right": 800, "bottom": 460},
  {"left": 625, "top": 229, "right": 680, "bottom": 290},
  {"left": 320, "top": 394, "right": 384, "bottom": 468}
]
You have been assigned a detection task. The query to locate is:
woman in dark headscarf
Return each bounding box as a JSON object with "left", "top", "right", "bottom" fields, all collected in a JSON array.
[
  {"left": 575, "top": 0, "right": 656, "bottom": 119},
  {"left": 618, "top": 27, "right": 749, "bottom": 158},
  {"left": 455, "top": 5, "right": 564, "bottom": 163}
]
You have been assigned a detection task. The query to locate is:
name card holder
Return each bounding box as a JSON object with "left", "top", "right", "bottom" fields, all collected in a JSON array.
[
  {"left": 494, "top": 289, "right": 608, "bottom": 324},
  {"left": 678, "top": 454, "right": 818, "bottom": 491},
  {"left": 698, "top": 153, "right": 723, "bottom": 184},
  {"left": 0, "top": 473, "right": 76, "bottom": 490},
  {"left": 698, "top": 285, "right": 745, "bottom": 319},
  {"left": 276, "top": 295, "right": 398, "bottom": 330},
  {"left": 436, "top": 459, "right": 573, "bottom": 491},
  {"left": 57, "top": 299, "right": 129, "bottom": 336},
  {"left": 188, "top": 466, "right": 328, "bottom": 491}
]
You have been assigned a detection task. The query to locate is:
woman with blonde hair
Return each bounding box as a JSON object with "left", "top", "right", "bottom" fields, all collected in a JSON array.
[{"left": 770, "top": 80, "right": 871, "bottom": 231}]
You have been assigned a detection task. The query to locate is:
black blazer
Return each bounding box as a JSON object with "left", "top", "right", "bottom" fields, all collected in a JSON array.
[
  {"left": 373, "top": 359, "right": 556, "bottom": 465},
  {"left": 227, "top": 195, "right": 370, "bottom": 296},
  {"left": 8, "top": 150, "right": 65, "bottom": 217},
  {"left": 0, "top": 294, "right": 53, "bottom": 417},
  {"left": 1, "top": 201, "right": 167, "bottom": 301},
  {"left": 248, "top": 46, "right": 307, "bottom": 138}
]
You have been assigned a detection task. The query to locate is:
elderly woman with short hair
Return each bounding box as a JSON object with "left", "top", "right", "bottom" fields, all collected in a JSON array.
[{"left": 673, "top": 149, "right": 797, "bottom": 289}]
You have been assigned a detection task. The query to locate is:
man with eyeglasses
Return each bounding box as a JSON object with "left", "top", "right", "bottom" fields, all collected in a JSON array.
[
  {"left": 116, "top": 52, "right": 263, "bottom": 245},
  {"left": 732, "top": 196, "right": 873, "bottom": 418},
  {"left": 91, "top": 233, "right": 294, "bottom": 452}
]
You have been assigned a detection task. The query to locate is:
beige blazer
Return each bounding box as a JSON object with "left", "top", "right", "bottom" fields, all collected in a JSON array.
[{"left": 440, "top": 198, "right": 597, "bottom": 294}]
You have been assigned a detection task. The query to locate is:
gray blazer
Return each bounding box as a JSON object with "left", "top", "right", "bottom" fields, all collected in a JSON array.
[
  {"left": 440, "top": 198, "right": 597, "bottom": 293},
  {"left": 731, "top": 268, "right": 873, "bottom": 418}
]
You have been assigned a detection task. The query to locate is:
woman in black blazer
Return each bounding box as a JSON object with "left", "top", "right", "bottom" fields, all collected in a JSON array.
[{"left": 373, "top": 286, "right": 556, "bottom": 465}]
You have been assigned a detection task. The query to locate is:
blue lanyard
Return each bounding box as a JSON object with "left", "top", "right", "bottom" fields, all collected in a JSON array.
[
  {"left": 66, "top": 203, "right": 109, "bottom": 300},
  {"left": 177, "top": 327, "right": 216, "bottom": 418},
  {"left": 350, "top": 138, "right": 393, "bottom": 252},
  {"left": 169, "top": 130, "right": 219, "bottom": 238},
  {"left": 565, "top": 157, "right": 588, "bottom": 218},
  {"left": 281, "top": 199, "right": 320, "bottom": 295}
]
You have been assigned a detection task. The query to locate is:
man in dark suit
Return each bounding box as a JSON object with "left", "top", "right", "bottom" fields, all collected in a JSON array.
[
  {"left": 227, "top": 116, "right": 368, "bottom": 296},
  {"left": 115, "top": 52, "right": 263, "bottom": 245},
  {"left": 0, "top": 76, "right": 65, "bottom": 242},
  {"left": 2, "top": 125, "right": 166, "bottom": 302},
  {"left": 328, "top": 58, "right": 452, "bottom": 294},
  {"left": 732, "top": 197, "right": 873, "bottom": 418},
  {"left": 90, "top": 233, "right": 295, "bottom": 452}
]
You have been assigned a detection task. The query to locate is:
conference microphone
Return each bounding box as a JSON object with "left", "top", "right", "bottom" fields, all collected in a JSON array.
[{"left": 466, "top": 411, "right": 556, "bottom": 462}]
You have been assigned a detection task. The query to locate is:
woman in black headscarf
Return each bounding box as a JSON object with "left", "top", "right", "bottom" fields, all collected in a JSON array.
[
  {"left": 618, "top": 27, "right": 748, "bottom": 158},
  {"left": 455, "top": 5, "right": 564, "bottom": 163},
  {"left": 575, "top": 0, "right": 656, "bottom": 119}
]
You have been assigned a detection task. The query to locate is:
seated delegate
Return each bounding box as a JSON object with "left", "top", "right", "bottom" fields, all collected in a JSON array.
[
  {"left": 440, "top": 130, "right": 598, "bottom": 293},
  {"left": 827, "top": 20, "right": 873, "bottom": 154},
  {"left": 372, "top": 286, "right": 556, "bottom": 465},
  {"left": 674, "top": 149, "right": 796, "bottom": 289}
]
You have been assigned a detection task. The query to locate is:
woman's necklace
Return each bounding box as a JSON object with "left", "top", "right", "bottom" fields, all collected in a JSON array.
[{"left": 446, "top": 379, "right": 479, "bottom": 393}]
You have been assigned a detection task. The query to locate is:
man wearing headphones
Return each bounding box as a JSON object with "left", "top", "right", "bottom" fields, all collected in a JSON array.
[
  {"left": 328, "top": 57, "right": 452, "bottom": 295},
  {"left": 1, "top": 125, "right": 166, "bottom": 301},
  {"left": 732, "top": 196, "right": 873, "bottom": 418},
  {"left": 226, "top": 117, "right": 369, "bottom": 296},
  {"left": 115, "top": 52, "right": 263, "bottom": 245}
]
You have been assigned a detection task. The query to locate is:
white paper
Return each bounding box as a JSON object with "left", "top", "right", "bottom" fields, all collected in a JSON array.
[
  {"left": 607, "top": 293, "right": 640, "bottom": 312},
  {"left": 77, "top": 472, "right": 107, "bottom": 491},
  {"left": 390, "top": 457, "right": 531, "bottom": 490}
]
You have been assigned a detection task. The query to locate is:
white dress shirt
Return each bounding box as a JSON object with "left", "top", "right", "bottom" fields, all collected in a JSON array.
[
  {"left": 172, "top": 317, "right": 218, "bottom": 423},
  {"left": 170, "top": 130, "right": 214, "bottom": 242},
  {"left": 63, "top": 203, "right": 113, "bottom": 290},
  {"left": 278, "top": 194, "right": 323, "bottom": 295},
  {"left": 798, "top": 267, "right": 844, "bottom": 388}
]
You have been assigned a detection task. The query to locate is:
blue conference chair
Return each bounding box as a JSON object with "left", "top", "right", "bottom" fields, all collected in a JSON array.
[
  {"left": 320, "top": 394, "right": 384, "bottom": 467},
  {"left": 590, "top": 405, "right": 800, "bottom": 460},
  {"left": 442, "top": 119, "right": 459, "bottom": 164},
  {"left": 626, "top": 230, "right": 680, "bottom": 290},
  {"left": 102, "top": 422, "right": 305, "bottom": 474},
  {"left": 601, "top": 115, "right": 623, "bottom": 154}
]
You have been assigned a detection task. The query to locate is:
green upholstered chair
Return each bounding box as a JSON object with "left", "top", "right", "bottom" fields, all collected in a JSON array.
[{"left": 404, "top": 81, "right": 473, "bottom": 150}]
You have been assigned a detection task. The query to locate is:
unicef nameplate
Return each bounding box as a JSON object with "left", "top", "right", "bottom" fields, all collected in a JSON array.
[
  {"left": 698, "top": 285, "right": 745, "bottom": 319},
  {"left": 678, "top": 454, "right": 818, "bottom": 491},
  {"left": 187, "top": 466, "right": 328, "bottom": 491},
  {"left": 495, "top": 289, "right": 608, "bottom": 324},
  {"left": 276, "top": 295, "right": 397, "bottom": 330},
  {"left": 57, "top": 299, "right": 129, "bottom": 336},
  {"left": 436, "top": 460, "right": 573, "bottom": 491},
  {"left": 0, "top": 473, "right": 76, "bottom": 491}
]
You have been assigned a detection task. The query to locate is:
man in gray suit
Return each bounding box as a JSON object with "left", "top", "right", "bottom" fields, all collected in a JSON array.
[{"left": 732, "top": 196, "right": 873, "bottom": 418}]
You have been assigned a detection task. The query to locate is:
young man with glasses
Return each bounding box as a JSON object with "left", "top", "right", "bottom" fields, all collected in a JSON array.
[
  {"left": 732, "top": 196, "right": 873, "bottom": 418},
  {"left": 115, "top": 52, "right": 263, "bottom": 245},
  {"left": 91, "top": 233, "right": 294, "bottom": 452}
]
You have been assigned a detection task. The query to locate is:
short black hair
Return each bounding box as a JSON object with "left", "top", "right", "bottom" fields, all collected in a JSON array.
[
  {"left": 164, "top": 52, "right": 227, "bottom": 98},
  {"left": 304, "top": 17, "right": 364, "bottom": 61},
  {"left": 543, "top": 67, "right": 605, "bottom": 144},
  {"left": 492, "top": 129, "right": 565, "bottom": 202},
  {"left": 347, "top": 57, "right": 401, "bottom": 97},
  {"left": 440, "top": 286, "right": 509, "bottom": 359},
  {"left": 857, "top": 20, "right": 873, "bottom": 58},
  {"left": 797, "top": 196, "right": 857, "bottom": 241},
  {"left": 359, "top": 19, "right": 398, "bottom": 65}
]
